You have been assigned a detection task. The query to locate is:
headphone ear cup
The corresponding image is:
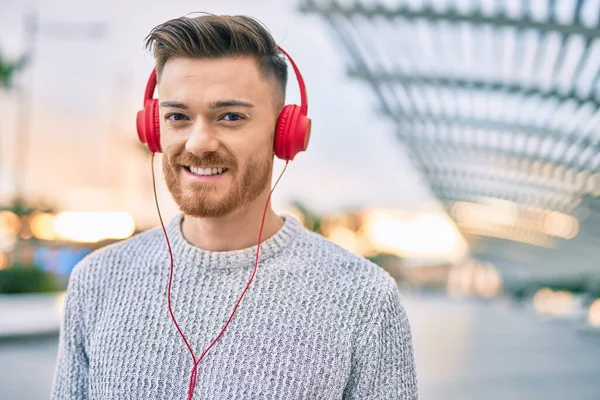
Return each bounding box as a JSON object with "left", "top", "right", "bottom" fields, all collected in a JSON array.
[
  {"left": 136, "top": 108, "right": 148, "bottom": 144},
  {"left": 274, "top": 105, "right": 311, "bottom": 161},
  {"left": 145, "top": 99, "right": 162, "bottom": 153},
  {"left": 293, "top": 113, "right": 311, "bottom": 156},
  {"left": 274, "top": 105, "right": 293, "bottom": 160},
  {"left": 136, "top": 99, "right": 161, "bottom": 153}
]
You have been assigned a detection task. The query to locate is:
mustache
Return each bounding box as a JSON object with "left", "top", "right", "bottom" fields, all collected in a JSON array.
[{"left": 171, "top": 151, "right": 238, "bottom": 170}]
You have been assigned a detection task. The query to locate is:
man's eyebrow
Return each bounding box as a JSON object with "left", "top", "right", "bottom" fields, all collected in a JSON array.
[
  {"left": 159, "top": 100, "right": 255, "bottom": 110},
  {"left": 159, "top": 101, "right": 188, "bottom": 109},
  {"left": 208, "top": 100, "right": 255, "bottom": 109}
]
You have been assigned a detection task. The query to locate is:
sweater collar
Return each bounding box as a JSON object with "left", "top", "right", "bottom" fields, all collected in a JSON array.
[{"left": 165, "top": 213, "right": 303, "bottom": 270}]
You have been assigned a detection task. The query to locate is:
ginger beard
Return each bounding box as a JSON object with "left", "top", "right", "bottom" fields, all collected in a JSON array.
[{"left": 162, "top": 148, "right": 273, "bottom": 218}]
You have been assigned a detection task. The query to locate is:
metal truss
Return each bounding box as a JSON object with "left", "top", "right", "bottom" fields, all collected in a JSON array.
[
  {"left": 298, "top": 1, "right": 600, "bottom": 38},
  {"left": 299, "top": 0, "right": 600, "bottom": 272}
]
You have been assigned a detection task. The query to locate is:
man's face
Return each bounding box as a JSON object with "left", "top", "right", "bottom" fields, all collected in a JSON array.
[{"left": 158, "top": 56, "right": 279, "bottom": 218}]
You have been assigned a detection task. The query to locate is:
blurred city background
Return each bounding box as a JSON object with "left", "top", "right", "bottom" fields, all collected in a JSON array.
[{"left": 2, "top": 0, "right": 600, "bottom": 399}]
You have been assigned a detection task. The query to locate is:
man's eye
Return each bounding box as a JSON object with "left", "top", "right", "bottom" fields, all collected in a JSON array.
[
  {"left": 167, "top": 113, "right": 187, "bottom": 121},
  {"left": 222, "top": 113, "right": 244, "bottom": 122}
]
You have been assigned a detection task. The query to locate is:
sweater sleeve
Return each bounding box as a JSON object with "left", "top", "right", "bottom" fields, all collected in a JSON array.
[
  {"left": 343, "top": 277, "right": 419, "bottom": 399},
  {"left": 50, "top": 263, "right": 90, "bottom": 399}
]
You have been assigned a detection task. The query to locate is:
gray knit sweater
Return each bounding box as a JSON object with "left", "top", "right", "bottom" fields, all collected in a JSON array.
[{"left": 50, "top": 213, "right": 418, "bottom": 399}]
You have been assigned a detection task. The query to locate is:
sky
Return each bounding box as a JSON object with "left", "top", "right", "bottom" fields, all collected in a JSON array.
[{"left": 0, "top": 0, "right": 439, "bottom": 227}]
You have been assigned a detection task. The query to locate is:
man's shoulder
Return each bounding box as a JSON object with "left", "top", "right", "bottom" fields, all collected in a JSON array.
[
  {"left": 297, "top": 228, "right": 397, "bottom": 292},
  {"left": 69, "top": 227, "right": 163, "bottom": 282},
  {"left": 296, "top": 229, "right": 404, "bottom": 323}
]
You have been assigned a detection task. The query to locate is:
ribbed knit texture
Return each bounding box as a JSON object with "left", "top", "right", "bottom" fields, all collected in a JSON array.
[{"left": 50, "top": 213, "right": 418, "bottom": 399}]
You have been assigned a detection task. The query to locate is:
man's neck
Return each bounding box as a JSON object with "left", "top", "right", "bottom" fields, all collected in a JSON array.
[{"left": 180, "top": 196, "right": 285, "bottom": 252}]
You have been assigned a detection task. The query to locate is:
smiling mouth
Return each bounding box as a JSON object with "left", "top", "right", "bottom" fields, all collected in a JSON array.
[{"left": 184, "top": 166, "right": 229, "bottom": 177}]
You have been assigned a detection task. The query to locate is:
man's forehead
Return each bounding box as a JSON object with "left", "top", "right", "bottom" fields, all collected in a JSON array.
[
  {"left": 160, "top": 56, "right": 264, "bottom": 86},
  {"left": 157, "top": 56, "right": 273, "bottom": 103}
]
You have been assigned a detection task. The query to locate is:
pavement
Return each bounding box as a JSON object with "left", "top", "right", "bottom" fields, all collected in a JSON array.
[
  {"left": 0, "top": 292, "right": 65, "bottom": 339},
  {"left": 1, "top": 292, "right": 600, "bottom": 400}
]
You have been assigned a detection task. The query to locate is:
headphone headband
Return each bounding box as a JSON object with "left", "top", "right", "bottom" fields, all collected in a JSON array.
[
  {"left": 277, "top": 46, "right": 308, "bottom": 115},
  {"left": 144, "top": 69, "right": 158, "bottom": 102}
]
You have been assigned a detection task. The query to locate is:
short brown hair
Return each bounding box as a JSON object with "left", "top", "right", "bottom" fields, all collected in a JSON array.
[{"left": 144, "top": 14, "right": 287, "bottom": 103}]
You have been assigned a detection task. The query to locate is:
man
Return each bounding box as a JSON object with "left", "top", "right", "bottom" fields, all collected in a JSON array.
[{"left": 51, "top": 14, "right": 418, "bottom": 399}]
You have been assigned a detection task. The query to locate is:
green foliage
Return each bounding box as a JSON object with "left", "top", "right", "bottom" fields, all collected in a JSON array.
[
  {"left": 0, "top": 196, "right": 54, "bottom": 217},
  {"left": 0, "top": 51, "right": 28, "bottom": 89},
  {"left": 584, "top": 279, "right": 600, "bottom": 298},
  {"left": 504, "top": 275, "right": 600, "bottom": 301},
  {"left": 0, "top": 263, "right": 60, "bottom": 294},
  {"left": 292, "top": 200, "right": 322, "bottom": 233},
  {"left": 366, "top": 252, "right": 401, "bottom": 267}
]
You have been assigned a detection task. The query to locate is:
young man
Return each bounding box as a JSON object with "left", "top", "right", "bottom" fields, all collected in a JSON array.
[{"left": 51, "top": 14, "right": 418, "bottom": 399}]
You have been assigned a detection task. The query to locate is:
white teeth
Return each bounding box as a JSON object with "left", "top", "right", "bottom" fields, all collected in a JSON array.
[{"left": 189, "top": 166, "right": 227, "bottom": 176}]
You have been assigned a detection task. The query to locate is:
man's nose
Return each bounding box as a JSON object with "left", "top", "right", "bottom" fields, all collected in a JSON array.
[{"left": 185, "top": 121, "right": 220, "bottom": 156}]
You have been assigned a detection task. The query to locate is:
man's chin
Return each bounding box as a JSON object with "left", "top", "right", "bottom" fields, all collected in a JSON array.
[
  {"left": 175, "top": 192, "right": 239, "bottom": 219},
  {"left": 178, "top": 204, "right": 236, "bottom": 219}
]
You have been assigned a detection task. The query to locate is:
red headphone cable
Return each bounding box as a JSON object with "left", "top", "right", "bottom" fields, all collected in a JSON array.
[{"left": 151, "top": 154, "right": 289, "bottom": 399}]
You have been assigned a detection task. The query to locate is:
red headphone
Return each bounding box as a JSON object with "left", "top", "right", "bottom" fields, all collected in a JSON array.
[{"left": 136, "top": 46, "right": 311, "bottom": 161}]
